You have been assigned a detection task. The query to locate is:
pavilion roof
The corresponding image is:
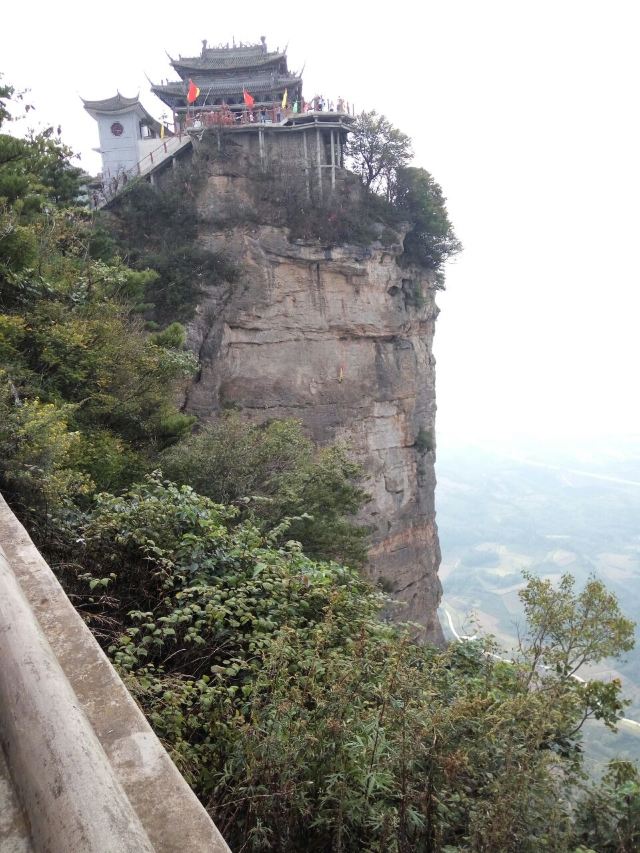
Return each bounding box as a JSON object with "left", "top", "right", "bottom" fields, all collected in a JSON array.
[
  {"left": 152, "top": 73, "right": 301, "bottom": 99},
  {"left": 82, "top": 92, "right": 163, "bottom": 131},
  {"left": 171, "top": 49, "right": 285, "bottom": 73},
  {"left": 81, "top": 92, "right": 141, "bottom": 112}
]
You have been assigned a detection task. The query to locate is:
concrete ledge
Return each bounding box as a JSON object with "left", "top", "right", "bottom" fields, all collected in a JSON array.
[
  {"left": 0, "top": 495, "right": 230, "bottom": 853},
  {"left": 0, "top": 544, "right": 155, "bottom": 852},
  {"left": 0, "top": 746, "right": 33, "bottom": 853}
]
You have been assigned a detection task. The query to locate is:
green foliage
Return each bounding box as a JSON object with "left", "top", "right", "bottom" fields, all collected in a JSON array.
[
  {"left": 150, "top": 321, "right": 186, "bottom": 349},
  {"left": 0, "top": 204, "right": 37, "bottom": 274},
  {"left": 16, "top": 295, "right": 196, "bottom": 444},
  {"left": 345, "top": 114, "right": 460, "bottom": 277},
  {"left": 0, "top": 78, "right": 199, "bottom": 523},
  {"left": 0, "top": 378, "right": 92, "bottom": 509},
  {"left": 575, "top": 760, "right": 640, "bottom": 852},
  {"left": 0, "top": 121, "right": 84, "bottom": 214},
  {"left": 68, "top": 428, "right": 146, "bottom": 494},
  {"left": 0, "top": 77, "right": 16, "bottom": 128},
  {"left": 394, "top": 167, "right": 462, "bottom": 274},
  {"left": 161, "top": 415, "right": 369, "bottom": 566},
  {"left": 58, "top": 479, "right": 636, "bottom": 852},
  {"left": 346, "top": 111, "right": 413, "bottom": 200},
  {"left": 103, "top": 174, "right": 238, "bottom": 322},
  {"left": 415, "top": 426, "right": 434, "bottom": 453},
  {"left": 519, "top": 572, "right": 635, "bottom": 679}
]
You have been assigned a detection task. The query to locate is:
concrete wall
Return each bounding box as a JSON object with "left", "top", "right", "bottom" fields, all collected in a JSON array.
[
  {"left": 0, "top": 494, "right": 230, "bottom": 853},
  {"left": 96, "top": 110, "right": 141, "bottom": 181}
]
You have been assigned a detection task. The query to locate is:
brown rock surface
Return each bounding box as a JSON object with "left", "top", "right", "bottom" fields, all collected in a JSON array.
[{"left": 183, "top": 165, "right": 444, "bottom": 644}]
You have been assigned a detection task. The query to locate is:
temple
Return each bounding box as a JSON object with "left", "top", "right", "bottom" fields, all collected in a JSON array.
[
  {"left": 151, "top": 37, "right": 303, "bottom": 122},
  {"left": 83, "top": 37, "right": 355, "bottom": 205}
]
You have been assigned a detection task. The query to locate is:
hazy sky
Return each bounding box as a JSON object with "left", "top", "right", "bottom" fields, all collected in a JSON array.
[{"left": 3, "top": 0, "right": 639, "bottom": 444}]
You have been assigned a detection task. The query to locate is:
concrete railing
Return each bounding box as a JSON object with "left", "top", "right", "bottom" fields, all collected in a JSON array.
[
  {"left": 0, "top": 494, "right": 230, "bottom": 853},
  {"left": 135, "top": 134, "right": 192, "bottom": 178}
]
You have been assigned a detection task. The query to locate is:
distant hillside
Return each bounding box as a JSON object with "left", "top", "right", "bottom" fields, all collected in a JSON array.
[{"left": 436, "top": 437, "right": 640, "bottom": 768}]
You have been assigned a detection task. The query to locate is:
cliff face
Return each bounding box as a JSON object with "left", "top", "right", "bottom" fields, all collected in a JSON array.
[{"left": 182, "top": 151, "right": 444, "bottom": 644}]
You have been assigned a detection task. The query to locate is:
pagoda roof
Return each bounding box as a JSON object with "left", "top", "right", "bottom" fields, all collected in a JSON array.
[
  {"left": 81, "top": 92, "right": 141, "bottom": 112},
  {"left": 82, "top": 92, "right": 166, "bottom": 133},
  {"left": 152, "top": 73, "right": 301, "bottom": 99},
  {"left": 171, "top": 49, "right": 285, "bottom": 73}
]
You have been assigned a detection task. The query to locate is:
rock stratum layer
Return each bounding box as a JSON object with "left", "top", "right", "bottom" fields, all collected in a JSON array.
[{"left": 182, "top": 155, "right": 444, "bottom": 644}]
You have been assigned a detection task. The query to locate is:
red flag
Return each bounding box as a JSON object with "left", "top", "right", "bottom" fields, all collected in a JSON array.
[
  {"left": 187, "top": 79, "right": 200, "bottom": 104},
  {"left": 243, "top": 89, "right": 255, "bottom": 107}
]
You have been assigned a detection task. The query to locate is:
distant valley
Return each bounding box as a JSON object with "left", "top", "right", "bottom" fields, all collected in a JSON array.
[{"left": 436, "top": 436, "right": 640, "bottom": 768}]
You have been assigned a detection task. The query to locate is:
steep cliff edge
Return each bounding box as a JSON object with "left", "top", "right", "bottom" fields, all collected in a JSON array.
[{"left": 180, "top": 144, "right": 444, "bottom": 643}]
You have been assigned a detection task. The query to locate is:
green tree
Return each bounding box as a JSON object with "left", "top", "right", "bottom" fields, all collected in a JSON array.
[
  {"left": 394, "top": 166, "right": 462, "bottom": 275},
  {"left": 0, "top": 380, "right": 91, "bottom": 510},
  {"left": 0, "top": 77, "right": 197, "bottom": 520},
  {"left": 0, "top": 109, "right": 84, "bottom": 213},
  {"left": 346, "top": 110, "right": 413, "bottom": 200},
  {"left": 515, "top": 572, "right": 635, "bottom": 748}
]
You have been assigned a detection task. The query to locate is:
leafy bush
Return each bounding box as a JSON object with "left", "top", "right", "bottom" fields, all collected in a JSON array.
[
  {"left": 104, "top": 173, "right": 238, "bottom": 322},
  {"left": 162, "top": 415, "right": 370, "bottom": 566},
  {"left": 0, "top": 379, "right": 91, "bottom": 511},
  {"left": 575, "top": 760, "right": 640, "bottom": 852},
  {"left": 394, "top": 167, "right": 462, "bottom": 273},
  {"left": 60, "top": 476, "right": 635, "bottom": 853},
  {"left": 415, "top": 426, "right": 434, "bottom": 453}
]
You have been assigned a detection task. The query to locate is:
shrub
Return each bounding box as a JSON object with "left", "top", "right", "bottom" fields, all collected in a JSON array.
[
  {"left": 161, "top": 415, "right": 370, "bottom": 566},
  {"left": 394, "top": 167, "right": 462, "bottom": 273},
  {"left": 415, "top": 426, "right": 434, "bottom": 453},
  {"left": 104, "top": 172, "right": 238, "bottom": 322},
  {"left": 59, "top": 479, "right": 635, "bottom": 853}
]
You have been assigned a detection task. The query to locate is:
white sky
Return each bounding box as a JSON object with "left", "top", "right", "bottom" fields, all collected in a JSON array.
[{"left": 2, "top": 0, "right": 639, "bottom": 445}]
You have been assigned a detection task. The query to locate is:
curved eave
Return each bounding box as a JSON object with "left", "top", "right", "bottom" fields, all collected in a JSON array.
[
  {"left": 84, "top": 93, "right": 163, "bottom": 130},
  {"left": 152, "top": 75, "right": 301, "bottom": 93},
  {"left": 151, "top": 76, "right": 302, "bottom": 109},
  {"left": 170, "top": 60, "right": 285, "bottom": 78},
  {"left": 169, "top": 51, "right": 286, "bottom": 76},
  {"left": 150, "top": 86, "right": 185, "bottom": 109},
  {"left": 81, "top": 92, "right": 141, "bottom": 112}
]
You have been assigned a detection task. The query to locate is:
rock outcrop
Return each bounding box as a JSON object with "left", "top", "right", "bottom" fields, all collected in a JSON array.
[{"left": 182, "top": 145, "right": 444, "bottom": 644}]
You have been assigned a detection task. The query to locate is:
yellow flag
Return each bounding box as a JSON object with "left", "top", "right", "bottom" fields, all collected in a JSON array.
[
  {"left": 281, "top": 89, "right": 288, "bottom": 109},
  {"left": 160, "top": 124, "right": 165, "bottom": 139}
]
